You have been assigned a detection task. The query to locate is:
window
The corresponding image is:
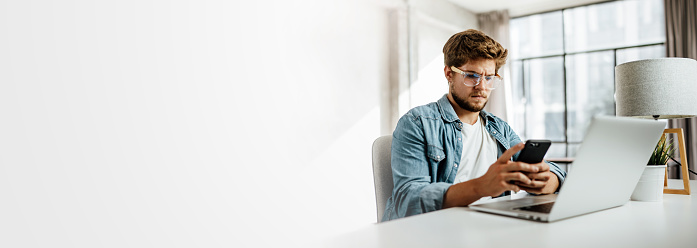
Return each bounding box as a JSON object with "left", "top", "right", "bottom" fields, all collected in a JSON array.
[{"left": 509, "top": 0, "right": 666, "bottom": 158}]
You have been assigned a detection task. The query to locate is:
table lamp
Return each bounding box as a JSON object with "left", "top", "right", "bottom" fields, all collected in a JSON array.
[{"left": 615, "top": 57, "right": 697, "bottom": 195}]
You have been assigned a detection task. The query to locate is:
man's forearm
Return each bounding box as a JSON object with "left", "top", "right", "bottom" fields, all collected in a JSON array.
[{"left": 442, "top": 179, "right": 484, "bottom": 209}]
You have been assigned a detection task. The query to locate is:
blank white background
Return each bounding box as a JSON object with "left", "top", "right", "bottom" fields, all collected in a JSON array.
[{"left": 0, "top": 0, "right": 396, "bottom": 246}]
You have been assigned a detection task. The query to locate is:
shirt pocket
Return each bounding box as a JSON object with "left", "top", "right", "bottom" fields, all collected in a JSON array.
[{"left": 426, "top": 145, "right": 445, "bottom": 162}]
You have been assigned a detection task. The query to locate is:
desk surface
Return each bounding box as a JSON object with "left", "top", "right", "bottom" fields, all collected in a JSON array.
[
  {"left": 329, "top": 180, "right": 697, "bottom": 248},
  {"left": 546, "top": 157, "right": 575, "bottom": 163}
]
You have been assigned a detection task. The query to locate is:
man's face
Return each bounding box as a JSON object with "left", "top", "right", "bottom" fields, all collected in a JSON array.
[{"left": 446, "top": 58, "right": 496, "bottom": 113}]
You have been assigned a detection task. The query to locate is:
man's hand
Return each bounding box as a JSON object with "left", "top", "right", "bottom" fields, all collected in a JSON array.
[
  {"left": 443, "top": 143, "right": 558, "bottom": 208},
  {"left": 471, "top": 143, "right": 547, "bottom": 198},
  {"left": 516, "top": 163, "right": 559, "bottom": 194}
]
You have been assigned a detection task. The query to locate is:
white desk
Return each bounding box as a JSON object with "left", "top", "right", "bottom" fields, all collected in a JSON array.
[{"left": 328, "top": 180, "right": 697, "bottom": 248}]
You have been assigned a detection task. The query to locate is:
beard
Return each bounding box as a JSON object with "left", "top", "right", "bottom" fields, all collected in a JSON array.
[{"left": 450, "top": 84, "right": 488, "bottom": 112}]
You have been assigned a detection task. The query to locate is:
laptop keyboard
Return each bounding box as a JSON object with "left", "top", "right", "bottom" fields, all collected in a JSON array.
[{"left": 516, "top": 202, "right": 555, "bottom": 213}]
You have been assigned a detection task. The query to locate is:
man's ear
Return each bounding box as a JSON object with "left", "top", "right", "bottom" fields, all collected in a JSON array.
[{"left": 444, "top": 66, "right": 452, "bottom": 83}]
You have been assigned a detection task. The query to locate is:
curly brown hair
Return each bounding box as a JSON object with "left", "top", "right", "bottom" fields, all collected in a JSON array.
[{"left": 443, "top": 29, "right": 508, "bottom": 73}]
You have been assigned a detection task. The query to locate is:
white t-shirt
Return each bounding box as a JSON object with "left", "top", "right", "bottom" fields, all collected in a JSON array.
[{"left": 453, "top": 116, "right": 498, "bottom": 184}]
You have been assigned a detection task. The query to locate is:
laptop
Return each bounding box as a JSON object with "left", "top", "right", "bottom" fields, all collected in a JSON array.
[{"left": 469, "top": 116, "right": 666, "bottom": 222}]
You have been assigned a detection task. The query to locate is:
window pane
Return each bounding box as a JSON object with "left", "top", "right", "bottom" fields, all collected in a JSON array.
[
  {"left": 510, "top": 61, "right": 526, "bottom": 140},
  {"left": 566, "top": 51, "right": 615, "bottom": 142},
  {"left": 564, "top": 0, "right": 665, "bottom": 53},
  {"left": 524, "top": 56, "right": 565, "bottom": 141},
  {"left": 567, "top": 143, "right": 581, "bottom": 157},
  {"left": 547, "top": 142, "right": 567, "bottom": 158},
  {"left": 510, "top": 11, "right": 563, "bottom": 59},
  {"left": 616, "top": 45, "right": 666, "bottom": 65},
  {"left": 509, "top": 0, "right": 666, "bottom": 159}
]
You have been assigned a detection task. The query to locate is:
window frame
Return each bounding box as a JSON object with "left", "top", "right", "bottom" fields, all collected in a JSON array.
[{"left": 510, "top": 0, "right": 666, "bottom": 158}]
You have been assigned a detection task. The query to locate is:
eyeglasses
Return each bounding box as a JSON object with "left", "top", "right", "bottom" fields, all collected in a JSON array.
[{"left": 450, "top": 66, "right": 502, "bottom": 90}]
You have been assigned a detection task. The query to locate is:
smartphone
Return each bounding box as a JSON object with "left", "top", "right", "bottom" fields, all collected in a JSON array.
[{"left": 515, "top": 140, "right": 551, "bottom": 164}]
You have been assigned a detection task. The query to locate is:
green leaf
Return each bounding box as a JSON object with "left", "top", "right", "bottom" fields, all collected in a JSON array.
[{"left": 648, "top": 136, "right": 673, "bottom": 165}]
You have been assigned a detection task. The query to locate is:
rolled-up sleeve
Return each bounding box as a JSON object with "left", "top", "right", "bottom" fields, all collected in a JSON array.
[{"left": 546, "top": 161, "right": 567, "bottom": 192}]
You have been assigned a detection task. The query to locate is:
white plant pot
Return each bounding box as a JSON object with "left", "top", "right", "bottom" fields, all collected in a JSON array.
[{"left": 631, "top": 165, "right": 667, "bottom": 202}]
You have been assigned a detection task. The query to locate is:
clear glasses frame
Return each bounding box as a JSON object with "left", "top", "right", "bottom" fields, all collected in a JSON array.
[{"left": 450, "top": 66, "right": 503, "bottom": 90}]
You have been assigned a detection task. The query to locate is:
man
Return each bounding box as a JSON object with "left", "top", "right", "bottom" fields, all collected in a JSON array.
[{"left": 382, "top": 29, "right": 567, "bottom": 221}]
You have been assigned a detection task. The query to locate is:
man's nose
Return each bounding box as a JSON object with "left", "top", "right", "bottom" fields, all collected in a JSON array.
[{"left": 474, "top": 79, "right": 487, "bottom": 90}]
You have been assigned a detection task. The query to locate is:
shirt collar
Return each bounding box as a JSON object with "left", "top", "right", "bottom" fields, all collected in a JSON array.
[{"left": 437, "top": 94, "right": 460, "bottom": 123}]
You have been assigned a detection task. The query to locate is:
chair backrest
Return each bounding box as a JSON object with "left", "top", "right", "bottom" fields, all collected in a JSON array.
[{"left": 372, "top": 135, "right": 393, "bottom": 222}]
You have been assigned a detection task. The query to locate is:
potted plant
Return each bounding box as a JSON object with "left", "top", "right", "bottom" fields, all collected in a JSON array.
[
  {"left": 647, "top": 136, "right": 675, "bottom": 166},
  {"left": 631, "top": 136, "right": 675, "bottom": 201}
]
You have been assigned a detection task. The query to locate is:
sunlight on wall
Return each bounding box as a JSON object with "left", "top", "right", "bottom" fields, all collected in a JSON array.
[
  {"left": 277, "top": 107, "right": 381, "bottom": 245},
  {"left": 411, "top": 54, "right": 449, "bottom": 107},
  {"left": 0, "top": 0, "right": 394, "bottom": 247},
  {"left": 408, "top": 0, "right": 477, "bottom": 109}
]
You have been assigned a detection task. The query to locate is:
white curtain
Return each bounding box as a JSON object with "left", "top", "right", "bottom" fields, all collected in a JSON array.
[{"left": 478, "top": 10, "right": 513, "bottom": 123}]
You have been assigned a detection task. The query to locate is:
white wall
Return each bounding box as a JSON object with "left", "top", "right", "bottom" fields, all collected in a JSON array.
[
  {"left": 0, "top": 0, "right": 401, "bottom": 247},
  {"left": 407, "top": 0, "right": 478, "bottom": 110}
]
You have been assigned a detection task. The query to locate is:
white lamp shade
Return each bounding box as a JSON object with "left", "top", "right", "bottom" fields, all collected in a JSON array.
[{"left": 615, "top": 58, "right": 697, "bottom": 119}]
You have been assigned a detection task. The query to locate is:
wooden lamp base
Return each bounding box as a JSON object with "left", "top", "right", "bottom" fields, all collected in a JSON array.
[{"left": 662, "top": 128, "right": 691, "bottom": 195}]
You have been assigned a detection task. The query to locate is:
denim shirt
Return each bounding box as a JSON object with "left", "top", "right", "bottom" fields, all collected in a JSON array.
[{"left": 382, "top": 94, "right": 567, "bottom": 221}]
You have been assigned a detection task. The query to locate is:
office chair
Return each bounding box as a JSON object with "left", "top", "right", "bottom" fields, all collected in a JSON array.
[{"left": 371, "top": 135, "right": 393, "bottom": 222}]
